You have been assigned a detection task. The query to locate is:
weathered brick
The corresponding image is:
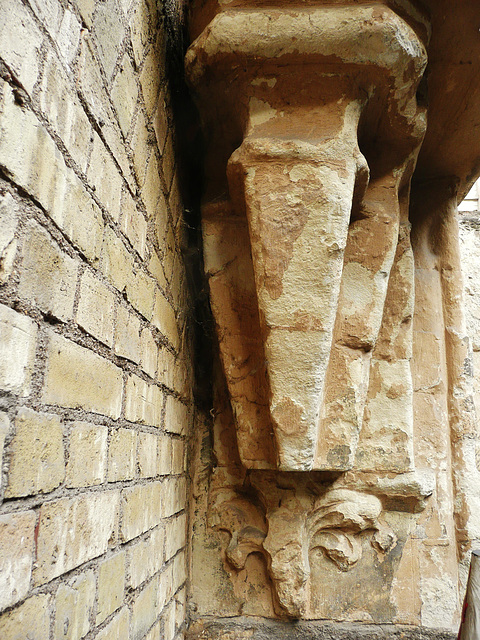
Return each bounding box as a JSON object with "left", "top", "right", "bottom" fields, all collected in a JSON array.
[
  {"left": 111, "top": 54, "right": 138, "bottom": 137},
  {"left": 153, "top": 92, "right": 168, "bottom": 154},
  {"left": 42, "top": 332, "right": 123, "bottom": 419},
  {"left": 96, "top": 552, "right": 126, "bottom": 624},
  {"left": 120, "top": 482, "right": 162, "bottom": 541},
  {"left": 162, "top": 132, "right": 175, "bottom": 192},
  {"left": 164, "top": 599, "right": 176, "bottom": 640},
  {"left": 171, "top": 438, "right": 185, "bottom": 476},
  {"left": 94, "top": 607, "right": 129, "bottom": 640},
  {"left": 148, "top": 250, "right": 168, "bottom": 291},
  {"left": 138, "top": 431, "right": 158, "bottom": 478},
  {"left": 54, "top": 570, "right": 95, "bottom": 640},
  {"left": 141, "top": 151, "right": 162, "bottom": 217},
  {"left": 0, "top": 191, "right": 19, "bottom": 284},
  {"left": 131, "top": 575, "right": 159, "bottom": 640},
  {"left": 115, "top": 304, "right": 141, "bottom": 363},
  {"left": 0, "top": 594, "right": 50, "bottom": 640},
  {"left": 126, "top": 268, "right": 156, "bottom": 320},
  {"left": 141, "top": 327, "right": 158, "bottom": 378},
  {"left": 128, "top": 526, "right": 164, "bottom": 588},
  {"left": 100, "top": 226, "right": 135, "bottom": 293},
  {"left": 0, "top": 303, "right": 37, "bottom": 397},
  {"left": 158, "top": 433, "right": 172, "bottom": 475},
  {"left": 146, "top": 621, "right": 162, "bottom": 640},
  {"left": 121, "top": 191, "right": 147, "bottom": 259},
  {"left": 140, "top": 36, "right": 164, "bottom": 117},
  {"left": 76, "top": 0, "right": 95, "bottom": 28},
  {"left": 125, "top": 374, "right": 162, "bottom": 427},
  {"left": 129, "top": 0, "right": 155, "bottom": 67},
  {"left": 154, "top": 193, "right": 169, "bottom": 246},
  {"left": 0, "top": 511, "right": 36, "bottom": 611},
  {"left": 164, "top": 396, "right": 189, "bottom": 435},
  {"left": 157, "top": 563, "right": 173, "bottom": 612},
  {"left": 162, "top": 476, "right": 187, "bottom": 519},
  {"left": 0, "top": 82, "right": 103, "bottom": 263},
  {"left": 87, "top": 133, "right": 123, "bottom": 223},
  {"left": 0, "top": 1, "right": 43, "bottom": 95},
  {"left": 165, "top": 514, "right": 186, "bottom": 562},
  {"left": 34, "top": 490, "right": 119, "bottom": 585},
  {"left": 152, "top": 290, "right": 178, "bottom": 349},
  {"left": 157, "top": 347, "right": 175, "bottom": 389},
  {"left": 39, "top": 51, "right": 91, "bottom": 172},
  {"left": 131, "top": 109, "right": 150, "bottom": 186},
  {"left": 6, "top": 407, "right": 65, "bottom": 497},
  {"left": 108, "top": 428, "right": 136, "bottom": 482},
  {"left": 93, "top": 0, "right": 126, "bottom": 80},
  {"left": 0, "top": 413, "right": 9, "bottom": 492},
  {"left": 76, "top": 270, "right": 115, "bottom": 347},
  {"left": 66, "top": 422, "right": 108, "bottom": 488},
  {"left": 18, "top": 220, "right": 77, "bottom": 322}
]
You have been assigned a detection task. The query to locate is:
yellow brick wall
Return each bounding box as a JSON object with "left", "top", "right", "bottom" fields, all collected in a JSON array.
[{"left": 0, "top": 0, "right": 193, "bottom": 638}]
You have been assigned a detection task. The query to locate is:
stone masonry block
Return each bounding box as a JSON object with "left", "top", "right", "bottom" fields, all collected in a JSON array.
[
  {"left": 115, "top": 304, "right": 141, "bottom": 363},
  {"left": 141, "top": 152, "right": 162, "bottom": 218},
  {"left": 0, "top": 191, "right": 19, "bottom": 285},
  {"left": 141, "top": 327, "right": 158, "bottom": 378},
  {"left": 100, "top": 226, "right": 135, "bottom": 293},
  {"left": 162, "top": 476, "right": 187, "bottom": 519},
  {"left": 138, "top": 431, "right": 158, "bottom": 478},
  {"left": 94, "top": 607, "right": 129, "bottom": 640},
  {"left": 0, "top": 511, "right": 36, "bottom": 611},
  {"left": 93, "top": 0, "right": 126, "bottom": 80},
  {"left": 87, "top": 133, "right": 123, "bottom": 223},
  {"left": 158, "top": 433, "right": 172, "bottom": 475},
  {"left": 0, "top": 303, "right": 37, "bottom": 397},
  {"left": 0, "top": 82, "right": 103, "bottom": 263},
  {"left": 0, "top": 594, "right": 51, "bottom": 640},
  {"left": 66, "top": 422, "right": 108, "bottom": 488},
  {"left": 157, "top": 347, "right": 175, "bottom": 390},
  {"left": 0, "top": 413, "right": 9, "bottom": 492},
  {"left": 39, "top": 51, "right": 91, "bottom": 172},
  {"left": 126, "top": 269, "right": 156, "bottom": 321},
  {"left": 54, "top": 570, "right": 95, "bottom": 640},
  {"left": 131, "top": 109, "right": 150, "bottom": 186},
  {"left": 108, "top": 428, "right": 136, "bottom": 482},
  {"left": 148, "top": 251, "right": 168, "bottom": 291},
  {"left": 0, "top": 1, "right": 43, "bottom": 95},
  {"left": 42, "top": 332, "right": 123, "bottom": 419},
  {"left": 125, "top": 374, "right": 162, "bottom": 427},
  {"left": 131, "top": 575, "right": 159, "bottom": 640},
  {"left": 164, "top": 514, "right": 187, "bottom": 562},
  {"left": 164, "top": 396, "right": 189, "bottom": 435},
  {"left": 18, "top": 220, "right": 77, "bottom": 322},
  {"left": 6, "top": 407, "right": 65, "bottom": 497},
  {"left": 76, "top": 0, "right": 95, "bottom": 28},
  {"left": 34, "top": 490, "right": 120, "bottom": 585},
  {"left": 152, "top": 290, "right": 179, "bottom": 350},
  {"left": 140, "top": 35, "right": 164, "bottom": 117},
  {"left": 171, "top": 438, "right": 185, "bottom": 475},
  {"left": 121, "top": 191, "right": 147, "bottom": 259},
  {"left": 76, "top": 270, "right": 115, "bottom": 347},
  {"left": 129, "top": 0, "right": 154, "bottom": 67},
  {"left": 96, "top": 552, "right": 126, "bottom": 624},
  {"left": 128, "top": 526, "right": 164, "bottom": 589},
  {"left": 111, "top": 53, "right": 138, "bottom": 137},
  {"left": 120, "top": 482, "right": 162, "bottom": 542}
]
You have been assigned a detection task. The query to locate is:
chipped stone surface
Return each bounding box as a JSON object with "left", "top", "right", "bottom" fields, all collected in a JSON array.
[{"left": 187, "top": 0, "right": 480, "bottom": 631}]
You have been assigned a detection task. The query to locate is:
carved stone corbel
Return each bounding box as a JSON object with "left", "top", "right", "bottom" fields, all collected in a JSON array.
[{"left": 187, "top": 0, "right": 436, "bottom": 622}]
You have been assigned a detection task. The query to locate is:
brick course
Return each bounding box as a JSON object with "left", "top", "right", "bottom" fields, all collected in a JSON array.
[{"left": 0, "top": 0, "right": 191, "bottom": 638}]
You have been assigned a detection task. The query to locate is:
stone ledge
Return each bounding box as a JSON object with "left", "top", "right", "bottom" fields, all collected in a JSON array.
[{"left": 187, "top": 617, "right": 457, "bottom": 640}]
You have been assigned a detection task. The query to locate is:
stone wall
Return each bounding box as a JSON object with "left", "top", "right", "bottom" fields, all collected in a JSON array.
[{"left": 0, "top": 0, "right": 193, "bottom": 638}]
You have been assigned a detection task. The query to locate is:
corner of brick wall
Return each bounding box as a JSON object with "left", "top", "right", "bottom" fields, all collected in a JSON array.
[{"left": 0, "top": 0, "right": 193, "bottom": 638}]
